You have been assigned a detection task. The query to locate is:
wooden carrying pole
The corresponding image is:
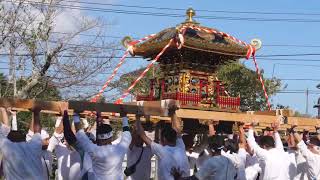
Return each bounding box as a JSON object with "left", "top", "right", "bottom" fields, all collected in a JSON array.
[
  {"left": 0, "top": 98, "right": 164, "bottom": 116},
  {"left": 1, "top": 98, "right": 320, "bottom": 130}
]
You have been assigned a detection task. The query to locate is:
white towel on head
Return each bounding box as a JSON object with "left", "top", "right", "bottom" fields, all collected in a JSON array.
[
  {"left": 41, "top": 129, "right": 50, "bottom": 140},
  {"left": 102, "top": 119, "right": 110, "bottom": 125},
  {"left": 26, "top": 129, "right": 50, "bottom": 141}
]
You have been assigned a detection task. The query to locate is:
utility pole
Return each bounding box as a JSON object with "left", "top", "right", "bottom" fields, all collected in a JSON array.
[
  {"left": 314, "top": 84, "right": 320, "bottom": 118},
  {"left": 306, "top": 88, "right": 309, "bottom": 114}
]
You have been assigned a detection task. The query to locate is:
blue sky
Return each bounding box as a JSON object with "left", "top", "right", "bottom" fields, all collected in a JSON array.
[
  {"left": 2, "top": 0, "right": 320, "bottom": 115},
  {"left": 96, "top": 0, "right": 320, "bottom": 115}
]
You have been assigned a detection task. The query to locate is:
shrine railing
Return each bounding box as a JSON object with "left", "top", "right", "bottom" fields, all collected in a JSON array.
[
  {"left": 217, "top": 96, "right": 240, "bottom": 110},
  {"left": 162, "top": 92, "right": 201, "bottom": 106}
]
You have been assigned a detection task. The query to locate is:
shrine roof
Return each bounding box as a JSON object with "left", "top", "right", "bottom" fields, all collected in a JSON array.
[{"left": 122, "top": 8, "right": 261, "bottom": 60}]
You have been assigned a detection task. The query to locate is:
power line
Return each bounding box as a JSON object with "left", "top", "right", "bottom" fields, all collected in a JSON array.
[
  {"left": 278, "top": 78, "right": 320, "bottom": 81},
  {"left": 51, "top": 31, "right": 134, "bottom": 39},
  {"left": 258, "top": 53, "right": 320, "bottom": 57},
  {"left": 57, "top": 0, "right": 320, "bottom": 17},
  {"left": 13, "top": 0, "right": 320, "bottom": 23},
  {"left": 264, "top": 44, "right": 320, "bottom": 48},
  {"left": 277, "top": 91, "right": 320, "bottom": 94},
  {"left": 273, "top": 63, "right": 320, "bottom": 67},
  {"left": 257, "top": 58, "right": 320, "bottom": 62},
  {"left": 0, "top": 53, "right": 141, "bottom": 59}
]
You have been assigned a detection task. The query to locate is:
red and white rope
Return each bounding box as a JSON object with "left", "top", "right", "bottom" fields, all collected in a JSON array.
[
  {"left": 115, "top": 39, "right": 174, "bottom": 104},
  {"left": 91, "top": 34, "right": 156, "bottom": 102},
  {"left": 91, "top": 50, "right": 130, "bottom": 102},
  {"left": 252, "top": 52, "right": 271, "bottom": 111},
  {"left": 129, "top": 34, "right": 156, "bottom": 46},
  {"left": 112, "top": 26, "right": 270, "bottom": 111},
  {"left": 181, "top": 25, "right": 270, "bottom": 109},
  {"left": 181, "top": 25, "right": 254, "bottom": 59}
]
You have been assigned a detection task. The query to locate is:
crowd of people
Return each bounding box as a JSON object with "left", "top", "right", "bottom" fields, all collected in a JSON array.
[{"left": 0, "top": 105, "right": 319, "bottom": 180}]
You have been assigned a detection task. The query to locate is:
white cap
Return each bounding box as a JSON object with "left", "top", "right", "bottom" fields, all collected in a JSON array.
[
  {"left": 41, "top": 129, "right": 50, "bottom": 140},
  {"left": 26, "top": 129, "right": 50, "bottom": 141},
  {"left": 102, "top": 119, "right": 110, "bottom": 125}
]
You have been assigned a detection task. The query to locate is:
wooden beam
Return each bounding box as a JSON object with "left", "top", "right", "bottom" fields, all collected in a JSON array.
[
  {"left": 0, "top": 98, "right": 165, "bottom": 116},
  {"left": 1, "top": 98, "right": 319, "bottom": 129},
  {"left": 0, "top": 98, "right": 66, "bottom": 113},
  {"left": 68, "top": 101, "right": 164, "bottom": 116},
  {"left": 175, "top": 109, "right": 320, "bottom": 126},
  {"left": 248, "top": 109, "right": 294, "bottom": 117}
]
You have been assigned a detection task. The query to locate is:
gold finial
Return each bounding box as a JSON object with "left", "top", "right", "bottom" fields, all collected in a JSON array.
[{"left": 186, "top": 8, "right": 195, "bottom": 22}]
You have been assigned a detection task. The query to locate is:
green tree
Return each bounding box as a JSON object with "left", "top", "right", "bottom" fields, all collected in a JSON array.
[
  {"left": 111, "top": 66, "right": 160, "bottom": 98},
  {"left": 217, "top": 62, "right": 281, "bottom": 111},
  {"left": 0, "top": 73, "right": 60, "bottom": 132}
]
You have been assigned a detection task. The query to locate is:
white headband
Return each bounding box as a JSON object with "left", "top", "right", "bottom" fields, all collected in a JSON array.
[
  {"left": 97, "top": 132, "right": 113, "bottom": 140},
  {"left": 210, "top": 145, "right": 224, "bottom": 153}
]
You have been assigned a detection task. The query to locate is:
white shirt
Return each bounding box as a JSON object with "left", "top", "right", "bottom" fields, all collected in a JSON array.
[
  {"left": 127, "top": 145, "right": 153, "bottom": 180},
  {"left": 195, "top": 155, "right": 237, "bottom": 180},
  {"left": 76, "top": 129, "right": 131, "bottom": 180},
  {"left": 247, "top": 129, "right": 291, "bottom": 180},
  {"left": 48, "top": 133, "right": 82, "bottom": 180},
  {"left": 236, "top": 148, "right": 247, "bottom": 180},
  {"left": 245, "top": 154, "right": 261, "bottom": 180},
  {"left": 0, "top": 124, "right": 44, "bottom": 180},
  {"left": 41, "top": 150, "right": 53, "bottom": 179},
  {"left": 186, "top": 151, "right": 199, "bottom": 175},
  {"left": 297, "top": 141, "right": 320, "bottom": 179},
  {"left": 289, "top": 149, "right": 308, "bottom": 180},
  {"left": 151, "top": 137, "right": 190, "bottom": 180},
  {"left": 197, "top": 150, "right": 210, "bottom": 169},
  {"left": 0, "top": 124, "right": 10, "bottom": 178}
]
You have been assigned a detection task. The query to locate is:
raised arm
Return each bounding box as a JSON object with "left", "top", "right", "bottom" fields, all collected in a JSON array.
[
  {"left": 7, "top": 109, "right": 17, "bottom": 130},
  {"left": 0, "top": 108, "right": 10, "bottom": 127},
  {"left": 63, "top": 111, "right": 77, "bottom": 145},
  {"left": 120, "top": 106, "right": 130, "bottom": 132},
  {"left": 272, "top": 121, "right": 284, "bottom": 151},
  {"left": 115, "top": 107, "right": 132, "bottom": 152},
  {"left": 136, "top": 109, "right": 152, "bottom": 146},
  {"left": 170, "top": 105, "right": 182, "bottom": 136},
  {"left": 292, "top": 129, "right": 317, "bottom": 162},
  {"left": 0, "top": 108, "right": 11, "bottom": 138},
  {"left": 238, "top": 122, "right": 246, "bottom": 149},
  {"left": 32, "top": 106, "right": 41, "bottom": 134},
  {"left": 246, "top": 126, "right": 268, "bottom": 160},
  {"left": 47, "top": 117, "right": 63, "bottom": 152}
]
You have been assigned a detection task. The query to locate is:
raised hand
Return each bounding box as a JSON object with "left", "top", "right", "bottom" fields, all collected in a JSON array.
[
  {"left": 63, "top": 110, "right": 77, "bottom": 145},
  {"left": 136, "top": 108, "right": 144, "bottom": 120},
  {"left": 120, "top": 105, "right": 127, "bottom": 117},
  {"left": 59, "top": 102, "right": 69, "bottom": 116},
  {"left": 168, "top": 104, "right": 178, "bottom": 117},
  {"left": 271, "top": 121, "right": 280, "bottom": 132}
]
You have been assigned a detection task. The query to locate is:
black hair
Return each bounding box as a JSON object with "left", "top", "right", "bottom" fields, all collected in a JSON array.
[
  {"left": 160, "top": 126, "right": 177, "bottom": 144},
  {"left": 7, "top": 130, "right": 26, "bottom": 142},
  {"left": 97, "top": 124, "right": 113, "bottom": 135},
  {"left": 224, "top": 139, "right": 239, "bottom": 153},
  {"left": 182, "top": 134, "right": 195, "bottom": 150},
  {"left": 259, "top": 135, "right": 275, "bottom": 149},
  {"left": 208, "top": 135, "right": 225, "bottom": 152},
  {"left": 309, "top": 136, "right": 320, "bottom": 146}
]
